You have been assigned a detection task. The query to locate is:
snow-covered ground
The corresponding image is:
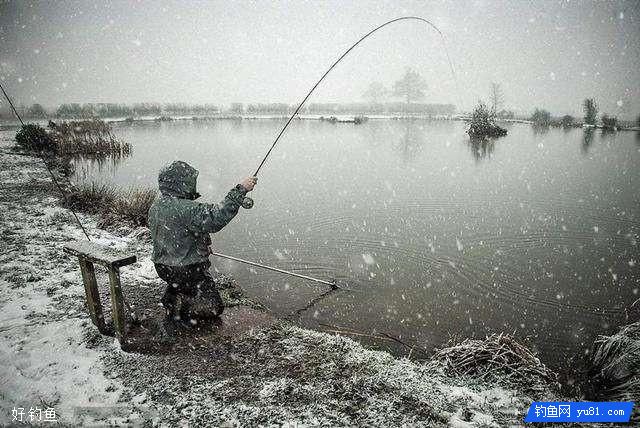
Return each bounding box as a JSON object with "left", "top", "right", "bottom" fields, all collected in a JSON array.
[
  {"left": 0, "top": 136, "right": 566, "bottom": 426},
  {"left": 0, "top": 148, "right": 132, "bottom": 425}
]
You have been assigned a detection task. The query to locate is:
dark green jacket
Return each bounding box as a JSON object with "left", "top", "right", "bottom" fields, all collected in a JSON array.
[{"left": 148, "top": 161, "right": 246, "bottom": 266}]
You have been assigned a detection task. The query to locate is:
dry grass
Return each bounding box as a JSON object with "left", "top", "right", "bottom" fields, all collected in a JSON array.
[
  {"left": 49, "top": 119, "right": 131, "bottom": 156},
  {"left": 590, "top": 322, "right": 640, "bottom": 403},
  {"left": 64, "top": 182, "right": 156, "bottom": 228},
  {"left": 432, "top": 333, "right": 558, "bottom": 396},
  {"left": 102, "top": 186, "right": 157, "bottom": 228}
]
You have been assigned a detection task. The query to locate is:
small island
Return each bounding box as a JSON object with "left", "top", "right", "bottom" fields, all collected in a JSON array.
[{"left": 467, "top": 101, "right": 508, "bottom": 138}]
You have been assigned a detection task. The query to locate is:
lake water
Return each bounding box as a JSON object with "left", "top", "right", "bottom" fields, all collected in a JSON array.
[{"left": 56, "top": 119, "right": 640, "bottom": 372}]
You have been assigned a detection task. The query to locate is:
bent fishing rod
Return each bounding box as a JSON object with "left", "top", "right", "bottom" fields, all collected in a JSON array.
[
  {"left": 222, "top": 16, "right": 458, "bottom": 286},
  {"left": 239, "top": 16, "right": 458, "bottom": 210}
]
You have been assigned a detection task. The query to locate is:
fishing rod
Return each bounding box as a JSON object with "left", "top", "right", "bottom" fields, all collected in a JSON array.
[
  {"left": 211, "top": 251, "right": 339, "bottom": 289},
  {"left": 241, "top": 16, "right": 458, "bottom": 209}
]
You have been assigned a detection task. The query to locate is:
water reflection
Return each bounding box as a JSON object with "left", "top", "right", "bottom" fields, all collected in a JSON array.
[
  {"left": 70, "top": 151, "right": 128, "bottom": 182},
  {"left": 582, "top": 128, "right": 595, "bottom": 154},
  {"left": 467, "top": 136, "right": 496, "bottom": 161},
  {"left": 393, "top": 121, "right": 426, "bottom": 161},
  {"left": 599, "top": 127, "right": 618, "bottom": 140},
  {"left": 532, "top": 124, "right": 550, "bottom": 135}
]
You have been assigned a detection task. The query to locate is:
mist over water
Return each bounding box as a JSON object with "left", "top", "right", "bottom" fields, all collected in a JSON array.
[{"left": 70, "top": 119, "right": 640, "bottom": 371}]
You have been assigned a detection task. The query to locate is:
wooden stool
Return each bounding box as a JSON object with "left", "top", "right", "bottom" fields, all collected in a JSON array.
[{"left": 63, "top": 240, "right": 136, "bottom": 348}]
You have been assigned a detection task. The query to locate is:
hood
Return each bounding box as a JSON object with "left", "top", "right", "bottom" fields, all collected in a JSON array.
[{"left": 158, "top": 160, "right": 200, "bottom": 199}]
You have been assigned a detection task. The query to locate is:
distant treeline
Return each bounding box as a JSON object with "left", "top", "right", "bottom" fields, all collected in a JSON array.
[
  {"left": 55, "top": 103, "right": 221, "bottom": 118},
  {"left": 303, "top": 102, "right": 456, "bottom": 115},
  {"left": 232, "top": 102, "right": 455, "bottom": 115},
  {"left": 528, "top": 99, "right": 640, "bottom": 130},
  {"left": 0, "top": 102, "right": 223, "bottom": 120},
  {"left": 1, "top": 101, "right": 456, "bottom": 120},
  {"left": 238, "top": 102, "right": 456, "bottom": 115}
]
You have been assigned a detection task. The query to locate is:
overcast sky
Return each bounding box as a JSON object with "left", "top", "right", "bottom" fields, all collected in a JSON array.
[{"left": 1, "top": 0, "right": 638, "bottom": 118}]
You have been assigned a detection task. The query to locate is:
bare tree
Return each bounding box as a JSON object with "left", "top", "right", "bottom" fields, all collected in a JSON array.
[
  {"left": 393, "top": 68, "right": 428, "bottom": 105},
  {"left": 490, "top": 83, "right": 504, "bottom": 115},
  {"left": 363, "top": 82, "right": 388, "bottom": 104}
]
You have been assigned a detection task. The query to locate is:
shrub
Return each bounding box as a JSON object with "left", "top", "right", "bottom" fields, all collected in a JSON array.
[
  {"left": 467, "top": 101, "right": 507, "bottom": 138},
  {"left": 531, "top": 108, "right": 551, "bottom": 126},
  {"left": 601, "top": 114, "right": 618, "bottom": 130},
  {"left": 560, "top": 115, "right": 575, "bottom": 128},
  {"left": 15, "top": 124, "right": 56, "bottom": 152},
  {"left": 471, "top": 101, "right": 492, "bottom": 126}
]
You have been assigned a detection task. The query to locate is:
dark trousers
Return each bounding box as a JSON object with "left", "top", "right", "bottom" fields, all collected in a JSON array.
[{"left": 154, "top": 262, "right": 224, "bottom": 320}]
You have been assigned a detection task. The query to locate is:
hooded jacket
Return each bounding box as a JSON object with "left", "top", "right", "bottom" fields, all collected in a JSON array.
[{"left": 148, "top": 161, "right": 247, "bottom": 266}]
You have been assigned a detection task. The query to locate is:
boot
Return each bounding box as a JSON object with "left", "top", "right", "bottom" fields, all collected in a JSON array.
[
  {"left": 157, "top": 311, "right": 178, "bottom": 344},
  {"left": 160, "top": 288, "right": 178, "bottom": 313},
  {"left": 158, "top": 290, "right": 178, "bottom": 344},
  {"left": 195, "top": 288, "right": 224, "bottom": 319}
]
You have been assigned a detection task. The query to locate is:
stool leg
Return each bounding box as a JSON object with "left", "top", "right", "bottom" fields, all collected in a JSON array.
[
  {"left": 78, "top": 258, "right": 106, "bottom": 333},
  {"left": 107, "top": 266, "right": 127, "bottom": 347}
]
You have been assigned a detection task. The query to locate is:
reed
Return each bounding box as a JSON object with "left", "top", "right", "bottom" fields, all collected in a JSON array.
[
  {"left": 64, "top": 182, "right": 156, "bottom": 228},
  {"left": 48, "top": 119, "right": 131, "bottom": 156},
  {"left": 103, "top": 186, "right": 157, "bottom": 227}
]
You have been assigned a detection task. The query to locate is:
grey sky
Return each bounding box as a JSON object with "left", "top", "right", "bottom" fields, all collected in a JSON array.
[{"left": 1, "top": 0, "right": 638, "bottom": 118}]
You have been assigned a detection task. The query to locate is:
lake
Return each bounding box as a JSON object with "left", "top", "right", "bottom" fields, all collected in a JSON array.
[{"left": 40, "top": 119, "right": 640, "bottom": 373}]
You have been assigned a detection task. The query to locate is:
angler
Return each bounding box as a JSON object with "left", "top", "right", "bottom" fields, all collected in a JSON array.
[{"left": 148, "top": 160, "right": 257, "bottom": 341}]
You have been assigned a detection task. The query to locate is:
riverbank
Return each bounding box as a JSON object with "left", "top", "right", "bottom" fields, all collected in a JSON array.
[{"left": 0, "top": 140, "right": 590, "bottom": 426}]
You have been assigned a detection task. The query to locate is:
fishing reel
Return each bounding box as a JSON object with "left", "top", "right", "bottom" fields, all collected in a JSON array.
[{"left": 242, "top": 196, "right": 254, "bottom": 209}]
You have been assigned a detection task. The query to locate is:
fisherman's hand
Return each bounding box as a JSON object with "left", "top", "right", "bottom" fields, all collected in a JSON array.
[{"left": 240, "top": 176, "right": 257, "bottom": 192}]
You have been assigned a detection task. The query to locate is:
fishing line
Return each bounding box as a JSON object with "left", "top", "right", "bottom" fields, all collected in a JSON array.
[
  {"left": 0, "top": 81, "right": 91, "bottom": 240},
  {"left": 251, "top": 16, "right": 459, "bottom": 178}
]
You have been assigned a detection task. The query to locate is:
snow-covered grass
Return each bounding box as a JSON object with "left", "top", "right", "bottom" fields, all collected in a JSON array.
[{"left": 106, "top": 322, "right": 548, "bottom": 426}]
